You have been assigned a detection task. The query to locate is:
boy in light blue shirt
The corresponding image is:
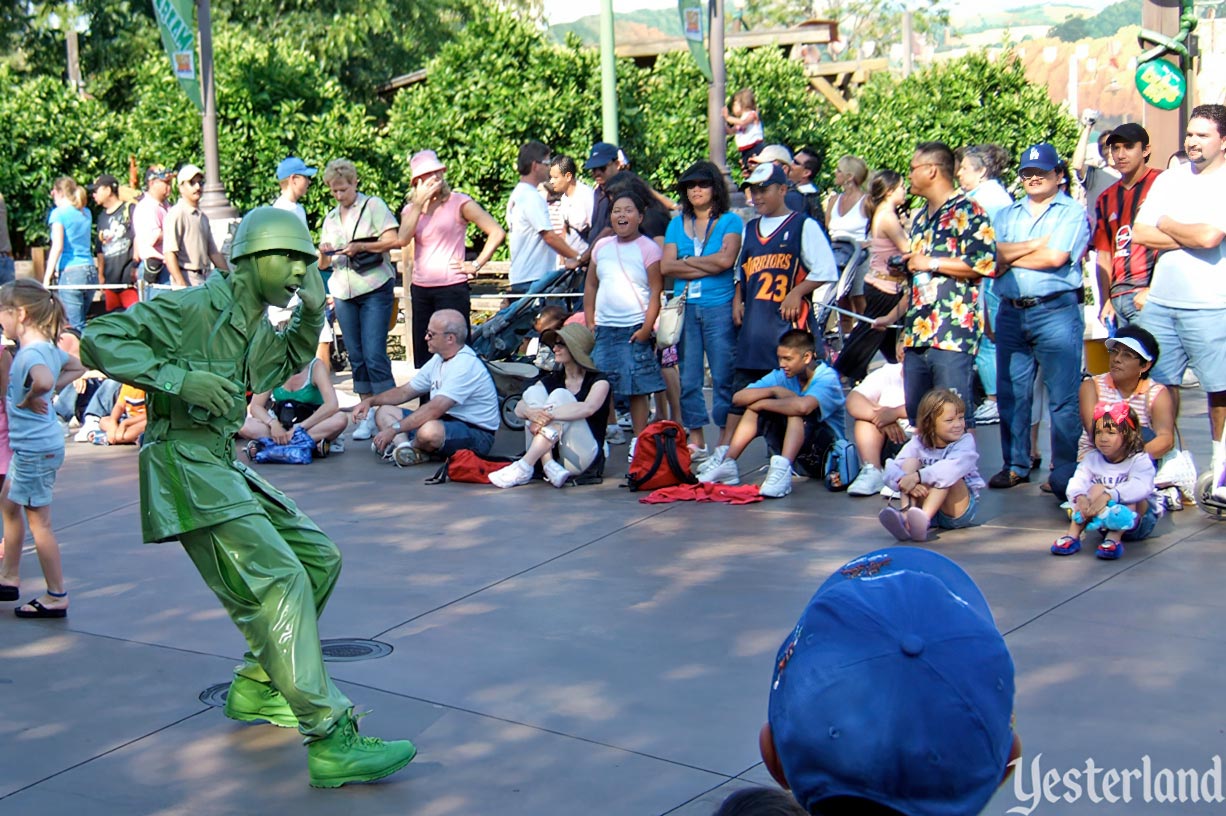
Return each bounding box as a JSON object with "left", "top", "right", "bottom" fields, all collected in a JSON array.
[{"left": 697, "top": 329, "right": 845, "bottom": 498}]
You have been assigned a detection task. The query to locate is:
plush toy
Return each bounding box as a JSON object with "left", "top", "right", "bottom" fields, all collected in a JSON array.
[{"left": 1073, "top": 499, "right": 1138, "bottom": 532}]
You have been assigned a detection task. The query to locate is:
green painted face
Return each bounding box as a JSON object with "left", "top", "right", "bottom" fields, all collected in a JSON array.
[{"left": 251, "top": 251, "right": 313, "bottom": 308}]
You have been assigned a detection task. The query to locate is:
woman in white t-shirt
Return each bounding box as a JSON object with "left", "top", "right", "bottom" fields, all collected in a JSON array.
[
  {"left": 582, "top": 190, "right": 664, "bottom": 438},
  {"left": 841, "top": 337, "right": 914, "bottom": 496}
]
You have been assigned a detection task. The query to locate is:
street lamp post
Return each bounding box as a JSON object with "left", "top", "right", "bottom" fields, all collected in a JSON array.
[
  {"left": 709, "top": 0, "right": 728, "bottom": 176},
  {"left": 196, "top": 0, "right": 238, "bottom": 221}
]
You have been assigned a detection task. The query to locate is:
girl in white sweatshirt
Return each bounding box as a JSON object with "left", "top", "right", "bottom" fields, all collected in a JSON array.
[
  {"left": 880, "top": 388, "right": 984, "bottom": 542},
  {"left": 1052, "top": 402, "right": 1158, "bottom": 560}
]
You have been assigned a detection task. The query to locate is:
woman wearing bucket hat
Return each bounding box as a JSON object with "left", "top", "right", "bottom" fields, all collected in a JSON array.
[
  {"left": 488, "top": 324, "right": 611, "bottom": 488},
  {"left": 398, "top": 150, "right": 505, "bottom": 368}
]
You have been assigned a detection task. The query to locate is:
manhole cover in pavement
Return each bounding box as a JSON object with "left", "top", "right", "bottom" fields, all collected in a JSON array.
[
  {"left": 320, "top": 638, "right": 393, "bottom": 662},
  {"left": 199, "top": 682, "right": 230, "bottom": 708}
]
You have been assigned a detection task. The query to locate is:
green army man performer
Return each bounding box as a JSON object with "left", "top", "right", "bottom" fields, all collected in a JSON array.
[{"left": 80, "top": 207, "right": 415, "bottom": 788}]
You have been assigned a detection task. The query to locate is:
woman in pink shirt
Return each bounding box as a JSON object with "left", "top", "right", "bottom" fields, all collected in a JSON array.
[{"left": 398, "top": 150, "right": 505, "bottom": 367}]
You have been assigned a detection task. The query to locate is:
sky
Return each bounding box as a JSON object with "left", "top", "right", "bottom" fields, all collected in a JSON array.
[{"left": 543, "top": 0, "right": 1114, "bottom": 26}]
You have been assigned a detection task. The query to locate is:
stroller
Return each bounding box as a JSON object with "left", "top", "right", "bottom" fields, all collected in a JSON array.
[
  {"left": 813, "top": 237, "right": 870, "bottom": 362},
  {"left": 471, "top": 265, "right": 586, "bottom": 431}
]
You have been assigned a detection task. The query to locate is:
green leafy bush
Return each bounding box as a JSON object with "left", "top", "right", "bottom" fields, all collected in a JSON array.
[{"left": 819, "top": 52, "right": 1078, "bottom": 188}]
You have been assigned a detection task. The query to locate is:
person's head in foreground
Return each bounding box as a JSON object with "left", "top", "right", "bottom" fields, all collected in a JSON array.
[{"left": 760, "top": 547, "right": 1020, "bottom": 815}]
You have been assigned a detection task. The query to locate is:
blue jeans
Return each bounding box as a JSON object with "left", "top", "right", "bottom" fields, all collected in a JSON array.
[
  {"left": 332, "top": 278, "right": 395, "bottom": 394},
  {"left": 976, "top": 283, "right": 1001, "bottom": 397},
  {"left": 678, "top": 301, "right": 737, "bottom": 431},
  {"left": 0, "top": 255, "right": 15, "bottom": 285},
  {"left": 58, "top": 263, "right": 98, "bottom": 333},
  {"left": 1110, "top": 292, "right": 1141, "bottom": 328},
  {"left": 902, "top": 347, "right": 976, "bottom": 427},
  {"left": 995, "top": 292, "right": 1084, "bottom": 477}
]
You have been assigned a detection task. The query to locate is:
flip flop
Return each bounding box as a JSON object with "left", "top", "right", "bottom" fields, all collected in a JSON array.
[
  {"left": 0, "top": 584, "right": 17, "bottom": 602},
  {"left": 15, "top": 598, "right": 67, "bottom": 619},
  {"left": 905, "top": 507, "right": 930, "bottom": 542},
  {"left": 878, "top": 507, "right": 911, "bottom": 542}
]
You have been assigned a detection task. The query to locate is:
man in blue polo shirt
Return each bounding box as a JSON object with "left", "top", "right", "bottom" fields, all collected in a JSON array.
[{"left": 990, "top": 143, "right": 1090, "bottom": 489}]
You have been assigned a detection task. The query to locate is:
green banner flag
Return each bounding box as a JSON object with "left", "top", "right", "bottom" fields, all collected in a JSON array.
[
  {"left": 152, "top": 0, "right": 203, "bottom": 111},
  {"left": 678, "top": 0, "right": 713, "bottom": 83}
]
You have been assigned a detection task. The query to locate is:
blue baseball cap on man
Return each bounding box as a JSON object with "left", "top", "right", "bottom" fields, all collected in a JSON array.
[
  {"left": 584, "top": 142, "right": 620, "bottom": 171},
  {"left": 1019, "top": 142, "right": 1061, "bottom": 172},
  {"left": 765, "top": 547, "right": 1016, "bottom": 816},
  {"left": 276, "top": 157, "right": 317, "bottom": 181}
]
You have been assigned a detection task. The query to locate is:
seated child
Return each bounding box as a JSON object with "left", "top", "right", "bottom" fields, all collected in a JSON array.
[
  {"left": 1052, "top": 402, "right": 1158, "bottom": 560},
  {"left": 697, "top": 329, "right": 845, "bottom": 499},
  {"left": 95, "top": 383, "right": 146, "bottom": 445},
  {"left": 838, "top": 336, "right": 911, "bottom": 496},
  {"left": 880, "top": 388, "right": 983, "bottom": 542},
  {"left": 519, "top": 304, "right": 567, "bottom": 361}
]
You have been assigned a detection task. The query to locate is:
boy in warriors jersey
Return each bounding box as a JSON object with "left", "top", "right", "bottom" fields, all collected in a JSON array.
[{"left": 715, "top": 163, "right": 837, "bottom": 469}]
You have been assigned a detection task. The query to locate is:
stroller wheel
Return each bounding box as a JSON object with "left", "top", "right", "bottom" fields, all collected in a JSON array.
[
  {"left": 1194, "top": 471, "right": 1226, "bottom": 518},
  {"left": 502, "top": 395, "right": 525, "bottom": 431}
]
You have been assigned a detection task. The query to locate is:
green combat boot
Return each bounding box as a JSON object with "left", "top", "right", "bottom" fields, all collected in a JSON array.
[
  {"left": 223, "top": 675, "right": 298, "bottom": 728},
  {"left": 307, "top": 713, "right": 417, "bottom": 788}
]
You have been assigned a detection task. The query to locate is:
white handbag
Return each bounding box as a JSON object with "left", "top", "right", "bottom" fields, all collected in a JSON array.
[{"left": 655, "top": 285, "right": 687, "bottom": 349}]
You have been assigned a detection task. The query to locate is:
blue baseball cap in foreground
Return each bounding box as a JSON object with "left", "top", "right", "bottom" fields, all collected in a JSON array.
[{"left": 768, "top": 547, "right": 1015, "bottom": 816}]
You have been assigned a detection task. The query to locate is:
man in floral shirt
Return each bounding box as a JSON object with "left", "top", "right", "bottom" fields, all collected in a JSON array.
[
  {"left": 901, "top": 141, "right": 997, "bottom": 426},
  {"left": 990, "top": 143, "right": 1090, "bottom": 489}
]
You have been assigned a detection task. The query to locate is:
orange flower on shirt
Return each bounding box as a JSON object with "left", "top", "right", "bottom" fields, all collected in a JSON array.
[
  {"left": 974, "top": 256, "right": 997, "bottom": 276},
  {"left": 974, "top": 222, "right": 995, "bottom": 243}
]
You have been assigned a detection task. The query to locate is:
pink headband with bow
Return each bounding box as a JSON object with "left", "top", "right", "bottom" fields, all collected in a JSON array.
[{"left": 1093, "top": 401, "right": 1133, "bottom": 427}]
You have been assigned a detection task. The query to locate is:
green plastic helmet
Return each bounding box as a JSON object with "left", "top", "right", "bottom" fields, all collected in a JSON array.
[{"left": 229, "top": 206, "right": 317, "bottom": 263}]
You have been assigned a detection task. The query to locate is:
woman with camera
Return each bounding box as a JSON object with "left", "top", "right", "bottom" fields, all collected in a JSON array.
[
  {"left": 318, "top": 159, "right": 400, "bottom": 440},
  {"left": 833, "top": 169, "right": 912, "bottom": 384}
]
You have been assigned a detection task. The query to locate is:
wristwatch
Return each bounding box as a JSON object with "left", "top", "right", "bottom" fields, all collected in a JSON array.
[
  {"left": 472, "top": 260, "right": 483, "bottom": 272},
  {"left": 928, "top": 257, "right": 941, "bottom": 273}
]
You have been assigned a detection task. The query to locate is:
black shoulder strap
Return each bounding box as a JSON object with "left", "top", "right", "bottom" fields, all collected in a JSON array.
[
  {"left": 424, "top": 460, "right": 449, "bottom": 485},
  {"left": 627, "top": 433, "right": 667, "bottom": 491},
  {"left": 660, "top": 427, "right": 697, "bottom": 484}
]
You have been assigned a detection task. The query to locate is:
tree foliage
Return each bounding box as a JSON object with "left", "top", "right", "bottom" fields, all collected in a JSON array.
[
  {"left": 821, "top": 52, "right": 1078, "bottom": 189},
  {"left": 1048, "top": 0, "right": 1140, "bottom": 42}
]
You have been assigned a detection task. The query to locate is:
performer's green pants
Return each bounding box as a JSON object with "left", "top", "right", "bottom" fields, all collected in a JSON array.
[{"left": 179, "top": 495, "right": 351, "bottom": 740}]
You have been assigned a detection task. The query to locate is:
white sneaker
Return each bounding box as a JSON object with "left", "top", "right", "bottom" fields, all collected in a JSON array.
[
  {"left": 880, "top": 484, "right": 901, "bottom": 500},
  {"left": 489, "top": 459, "right": 533, "bottom": 489},
  {"left": 698, "top": 458, "right": 740, "bottom": 485},
  {"left": 542, "top": 460, "right": 571, "bottom": 488},
  {"left": 627, "top": 437, "right": 638, "bottom": 463},
  {"left": 759, "top": 455, "right": 793, "bottom": 498},
  {"left": 330, "top": 438, "right": 346, "bottom": 454},
  {"left": 973, "top": 400, "right": 1000, "bottom": 425},
  {"left": 688, "top": 445, "right": 710, "bottom": 466},
  {"left": 74, "top": 415, "right": 101, "bottom": 443},
  {"left": 606, "top": 425, "right": 626, "bottom": 446},
  {"left": 616, "top": 410, "right": 633, "bottom": 430},
  {"left": 847, "top": 463, "right": 885, "bottom": 497},
  {"left": 351, "top": 411, "right": 378, "bottom": 441}
]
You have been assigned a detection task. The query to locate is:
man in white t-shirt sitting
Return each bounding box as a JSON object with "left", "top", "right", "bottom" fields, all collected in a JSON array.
[
  {"left": 1133, "top": 104, "right": 1226, "bottom": 476},
  {"left": 506, "top": 141, "right": 580, "bottom": 294},
  {"left": 844, "top": 338, "right": 913, "bottom": 496},
  {"left": 354, "top": 309, "right": 500, "bottom": 467}
]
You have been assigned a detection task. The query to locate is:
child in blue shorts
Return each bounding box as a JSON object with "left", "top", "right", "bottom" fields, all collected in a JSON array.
[
  {"left": 881, "top": 388, "right": 983, "bottom": 542},
  {"left": 0, "top": 280, "right": 84, "bottom": 618}
]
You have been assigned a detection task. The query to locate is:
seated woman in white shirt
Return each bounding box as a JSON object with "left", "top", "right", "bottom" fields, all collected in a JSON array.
[
  {"left": 840, "top": 337, "right": 913, "bottom": 496},
  {"left": 489, "top": 324, "right": 612, "bottom": 488}
]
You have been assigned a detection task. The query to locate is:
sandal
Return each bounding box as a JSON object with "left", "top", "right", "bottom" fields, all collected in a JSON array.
[
  {"left": 1096, "top": 538, "right": 1124, "bottom": 560},
  {"left": 1051, "top": 535, "right": 1081, "bottom": 556},
  {"left": 878, "top": 507, "right": 911, "bottom": 542},
  {"left": 15, "top": 597, "right": 68, "bottom": 618}
]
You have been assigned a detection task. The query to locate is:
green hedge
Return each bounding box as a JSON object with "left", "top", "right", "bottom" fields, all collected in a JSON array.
[{"left": 0, "top": 11, "right": 1073, "bottom": 255}]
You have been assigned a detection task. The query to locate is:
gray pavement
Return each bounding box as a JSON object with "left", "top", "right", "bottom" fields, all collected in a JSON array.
[{"left": 0, "top": 385, "right": 1223, "bottom": 816}]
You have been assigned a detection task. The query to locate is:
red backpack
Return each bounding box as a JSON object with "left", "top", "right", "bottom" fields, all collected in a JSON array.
[
  {"left": 426, "top": 449, "right": 516, "bottom": 484},
  {"left": 626, "top": 420, "right": 697, "bottom": 492}
]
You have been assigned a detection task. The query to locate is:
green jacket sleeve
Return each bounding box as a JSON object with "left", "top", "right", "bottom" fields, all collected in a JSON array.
[
  {"left": 80, "top": 294, "right": 188, "bottom": 395},
  {"left": 248, "top": 302, "right": 325, "bottom": 395}
]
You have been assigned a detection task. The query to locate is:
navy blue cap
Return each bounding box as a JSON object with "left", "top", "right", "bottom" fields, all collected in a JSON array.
[
  {"left": 584, "top": 142, "right": 620, "bottom": 170},
  {"left": 1019, "top": 143, "right": 1061, "bottom": 172}
]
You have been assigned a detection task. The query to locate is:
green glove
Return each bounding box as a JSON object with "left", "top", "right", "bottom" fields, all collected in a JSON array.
[
  {"left": 297, "top": 263, "right": 326, "bottom": 313},
  {"left": 180, "top": 370, "right": 243, "bottom": 417}
]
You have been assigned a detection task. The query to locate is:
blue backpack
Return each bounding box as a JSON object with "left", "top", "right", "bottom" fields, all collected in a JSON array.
[{"left": 823, "top": 439, "right": 861, "bottom": 492}]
